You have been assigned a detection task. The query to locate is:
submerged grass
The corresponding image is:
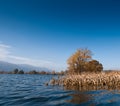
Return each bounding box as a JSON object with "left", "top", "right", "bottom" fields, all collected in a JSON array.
[{"left": 50, "top": 71, "right": 120, "bottom": 91}]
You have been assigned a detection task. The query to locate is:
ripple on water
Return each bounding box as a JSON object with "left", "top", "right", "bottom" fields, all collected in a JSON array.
[{"left": 0, "top": 74, "right": 120, "bottom": 106}]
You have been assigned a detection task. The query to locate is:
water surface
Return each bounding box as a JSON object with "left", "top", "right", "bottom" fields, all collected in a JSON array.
[{"left": 0, "top": 74, "right": 120, "bottom": 106}]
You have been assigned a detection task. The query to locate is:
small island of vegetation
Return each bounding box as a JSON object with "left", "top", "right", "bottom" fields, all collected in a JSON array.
[{"left": 51, "top": 48, "right": 120, "bottom": 91}]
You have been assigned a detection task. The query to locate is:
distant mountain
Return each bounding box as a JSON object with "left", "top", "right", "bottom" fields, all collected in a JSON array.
[{"left": 0, "top": 61, "right": 50, "bottom": 72}]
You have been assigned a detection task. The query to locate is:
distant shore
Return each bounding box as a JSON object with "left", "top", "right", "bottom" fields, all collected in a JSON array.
[{"left": 0, "top": 70, "right": 65, "bottom": 75}]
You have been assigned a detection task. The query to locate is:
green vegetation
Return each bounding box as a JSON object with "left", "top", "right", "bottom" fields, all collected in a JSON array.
[
  {"left": 13, "top": 68, "right": 19, "bottom": 74},
  {"left": 18, "top": 70, "right": 24, "bottom": 74},
  {"left": 0, "top": 69, "right": 65, "bottom": 75}
]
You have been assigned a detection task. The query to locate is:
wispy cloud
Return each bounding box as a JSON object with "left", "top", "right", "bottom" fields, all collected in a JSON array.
[
  {"left": 0, "top": 43, "right": 11, "bottom": 60},
  {"left": 8, "top": 55, "right": 54, "bottom": 68},
  {"left": 0, "top": 43, "right": 63, "bottom": 71}
]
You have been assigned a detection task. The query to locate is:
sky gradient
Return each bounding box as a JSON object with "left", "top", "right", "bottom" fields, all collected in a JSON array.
[{"left": 0, "top": 0, "right": 120, "bottom": 71}]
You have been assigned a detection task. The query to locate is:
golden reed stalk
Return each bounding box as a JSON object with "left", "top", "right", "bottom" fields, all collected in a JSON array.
[{"left": 50, "top": 71, "right": 120, "bottom": 91}]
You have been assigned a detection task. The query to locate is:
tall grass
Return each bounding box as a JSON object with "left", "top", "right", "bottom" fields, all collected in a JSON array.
[{"left": 51, "top": 71, "right": 120, "bottom": 91}]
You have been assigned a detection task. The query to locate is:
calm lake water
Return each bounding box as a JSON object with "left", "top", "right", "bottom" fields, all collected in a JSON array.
[{"left": 0, "top": 74, "right": 120, "bottom": 106}]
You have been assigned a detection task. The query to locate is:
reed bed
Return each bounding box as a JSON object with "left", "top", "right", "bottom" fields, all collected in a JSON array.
[{"left": 50, "top": 71, "right": 120, "bottom": 91}]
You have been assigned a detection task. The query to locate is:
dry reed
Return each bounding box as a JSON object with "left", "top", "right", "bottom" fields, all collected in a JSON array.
[{"left": 51, "top": 71, "right": 120, "bottom": 91}]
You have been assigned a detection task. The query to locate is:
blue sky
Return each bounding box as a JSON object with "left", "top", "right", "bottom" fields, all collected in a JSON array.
[{"left": 0, "top": 0, "right": 120, "bottom": 71}]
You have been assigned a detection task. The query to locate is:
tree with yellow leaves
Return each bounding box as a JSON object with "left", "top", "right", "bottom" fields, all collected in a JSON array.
[{"left": 67, "top": 48, "right": 103, "bottom": 74}]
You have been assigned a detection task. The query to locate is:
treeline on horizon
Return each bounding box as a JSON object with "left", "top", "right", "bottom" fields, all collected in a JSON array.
[
  {"left": 0, "top": 68, "right": 65, "bottom": 75},
  {"left": 0, "top": 68, "right": 117, "bottom": 75}
]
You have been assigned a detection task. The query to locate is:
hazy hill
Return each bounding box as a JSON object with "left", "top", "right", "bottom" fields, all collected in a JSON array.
[{"left": 0, "top": 61, "right": 50, "bottom": 72}]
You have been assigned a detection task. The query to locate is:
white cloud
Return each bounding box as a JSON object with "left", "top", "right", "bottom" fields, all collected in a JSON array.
[
  {"left": 0, "top": 44, "right": 11, "bottom": 48},
  {"left": 8, "top": 55, "right": 64, "bottom": 71},
  {"left": 0, "top": 43, "right": 11, "bottom": 60},
  {"left": 0, "top": 43, "right": 64, "bottom": 71},
  {"left": 8, "top": 55, "right": 54, "bottom": 67}
]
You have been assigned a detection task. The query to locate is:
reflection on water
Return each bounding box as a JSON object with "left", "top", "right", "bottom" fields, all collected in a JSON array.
[
  {"left": 67, "top": 93, "right": 92, "bottom": 104},
  {"left": 64, "top": 84, "right": 120, "bottom": 92},
  {"left": 0, "top": 74, "right": 120, "bottom": 106},
  {"left": 67, "top": 90, "right": 120, "bottom": 106}
]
